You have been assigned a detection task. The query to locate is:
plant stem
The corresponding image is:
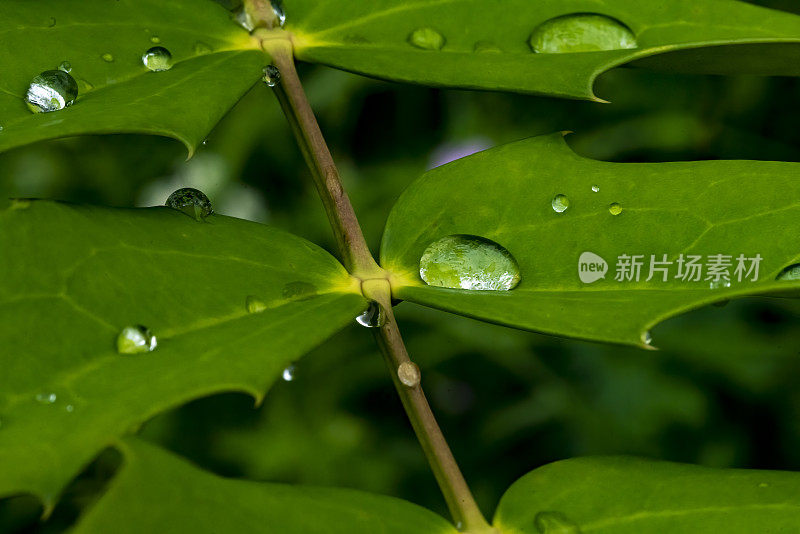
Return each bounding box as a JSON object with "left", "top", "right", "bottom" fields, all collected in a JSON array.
[{"left": 260, "top": 34, "right": 494, "bottom": 533}]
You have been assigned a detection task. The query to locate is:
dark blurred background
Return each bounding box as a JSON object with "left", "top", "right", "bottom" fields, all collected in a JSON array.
[{"left": 2, "top": 1, "right": 800, "bottom": 529}]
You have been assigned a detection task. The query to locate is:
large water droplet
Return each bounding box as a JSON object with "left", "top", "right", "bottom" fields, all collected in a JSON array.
[
  {"left": 408, "top": 27, "right": 445, "bottom": 50},
  {"left": 529, "top": 14, "right": 637, "bottom": 54},
  {"left": 142, "top": 46, "right": 173, "bottom": 71},
  {"left": 776, "top": 264, "right": 800, "bottom": 281},
  {"left": 419, "top": 235, "right": 521, "bottom": 291},
  {"left": 246, "top": 295, "right": 267, "bottom": 314},
  {"left": 271, "top": 0, "right": 286, "bottom": 27},
  {"left": 551, "top": 194, "right": 569, "bottom": 213},
  {"left": 35, "top": 393, "right": 57, "bottom": 404},
  {"left": 608, "top": 202, "right": 622, "bottom": 216},
  {"left": 263, "top": 65, "right": 280, "bottom": 87},
  {"left": 25, "top": 70, "right": 78, "bottom": 113},
  {"left": 534, "top": 511, "right": 582, "bottom": 533},
  {"left": 101, "top": 53, "right": 114, "bottom": 62},
  {"left": 165, "top": 188, "right": 213, "bottom": 221},
  {"left": 282, "top": 364, "right": 296, "bottom": 381},
  {"left": 116, "top": 325, "right": 157, "bottom": 354},
  {"left": 58, "top": 61, "right": 72, "bottom": 73},
  {"left": 397, "top": 362, "right": 421, "bottom": 387},
  {"left": 356, "top": 301, "right": 386, "bottom": 328}
]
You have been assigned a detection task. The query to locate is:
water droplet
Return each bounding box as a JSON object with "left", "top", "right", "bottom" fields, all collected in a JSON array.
[
  {"left": 709, "top": 279, "right": 731, "bottom": 290},
  {"left": 101, "top": 53, "right": 114, "bottom": 62},
  {"left": 419, "top": 235, "right": 521, "bottom": 291},
  {"left": 77, "top": 78, "right": 94, "bottom": 92},
  {"left": 194, "top": 41, "right": 213, "bottom": 55},
  {"left": 0, "top": 125, "right": 4, "bottom": 133},
  {"left": 150, "top": 35, "right": 161, "bottom": 44},
  {"left": 551, "top": 194, "right": 569, "bottom": 213},
  {"left": 591, "top": 185, "right": 600, "bottom": 193},
  {"left": 142, "top": 46, "right": 173, "bottom": 72},
  {"left": 25, "top": 70, "right": 78, "bottom": 113},
  {"left": 47, "top": 17, "right": 56, "bottom": 28},
  {"left": 608, "top": 202, "right": 622, "bottom": 216},
  {"left": 263, "top": 65, "right": 280, "bottom": 87},
  {"left": 282, "top": 281, "right": 317, "bottom": 300},
  {"left": 759, "top": 482, "right": 769, "bottom": 488},
  {"left": 58, "top": 61, "right": 72, "bottom": 73},
  {"left": 356, "top": 301, "right": 385, "bottom": 328},
  {"left": 282, "top": 364, "right": 296, "bottom": 381},
  {"left": 65, "top": 404, "right": 74, "bottom": 413},
  {"left": 35, "top": 393, "right": 57, "bottom": 404},
  {"left": 246, "top": 295, "right": 267, "bottom": 314},
  {"left": 397, "top": 362, "right": 421, "bottom": 387},
  {"left": 408, "top": 27, "right": 445, "bottom": 50},
  {"left": 165, "top": 188, "right": 213, "bottom": 221},
  {"left": 233, "top": 8, "right": 255, "bottom": 31},
  {"left": 776, "top": 264, "right": 800, "bottom": 281},
  {"left": 271, "top": 0, "right": 286, "bottom": 27},
  {"left": 116, "top": 325, "right": 157, "bottom": 354},
  {"left": 529, "top": 14, "right": 637, "bottom": 54},
  {"left": 473, "top": 41, "right": 501, "bottom": 53},
  {"left": 534, "top": 511, "right": 582, "bottom": 533},
  {"left": 641, "top": 331, "right": 653, "bottom": 346}
]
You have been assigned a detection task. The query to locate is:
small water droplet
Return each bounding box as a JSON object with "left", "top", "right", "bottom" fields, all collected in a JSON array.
[
  {"left": 591, "top": 185, "right": 600, "bottom": 193},
  {"left": 101, "top": 53, "right": 114, "bottom": 62},
  {"left": 78, "top": 78, "right": 94, "bottom": 92},
  {"left": 408, "top": 27, "right": 445, "bottom": 50},
  {"left": 356, "top": 301, "right": 386, "bottom": 328},
  {"left": 233, "top": 8, "right": 255, "bottom": 31},
  {"left": 246, "top": 295, "right": 267, "bottom": 314},
  {"left": 419, "top": 235, "right": 521, "bottom": 291},
  {"left": 608, "top": 202, "right": 622, "bottom": 216},
  {"left": 759, "top": 482, "right": 769, "bottom": 488},
  {"left": 194, "top": 41, "right": 213, "bottom": 55},
  {"left": 271, "top": 0, "right": 286, "bottom": 27},
  {"left": 0, "top": 125, "right": 4, "bottom": 133},
  {"left": 263, "top": 65, "right": 280, "bottom": 87},
  {"left": 165, "top": 188, "right": 213, "bottom": 221},
  {"left": 709, "top": 279, "right": 731, "bottom": 290},
  {"left": 642, "top": 331, "right": 653, "bottom": 346},
  {"left": 65, "top": 404, "right": 74, "bottom": 413},
  {"left": 142, "top": 46, "right": 173, "bottom": 71},
  {"left": 473, "top": 41, "right": 501, "bottom": 53},
  {"left": 282, "top": 281, "right": 317, "bottom": 300},
  {"left": 529, "top": 14, "right": 637, "bottom": 54},
  {"left": 116, "top": 325, "right": 157, "bottom": 354},
  {"left": 534, "top": 511, "right": 582, "bottom": 533},
  {"left": 776, "top": 264, "right": 800, "bottom": 281},
  {"left": 47, "top": 17, "right": 56, "bottom": 27},
  {"left": 397, "top": 362, "right": 421, "bottom": 387},
  {"left": 25, "top": 70, "right": 78, "bottom": 113},
  {"left": 282, "top": 364, "right": 295, "bottom": 381},
  {"left": 150, "top": 35, "right": 161, "bottom": 44},
  {"left": 58, "top": 61, "right": 72, "bottom": 73},
  {"left": 551, "top": 194, "right": 569, "bottom": 213},
  {"left": 35, "top": 393, "right": 57, "bottom": 404}
]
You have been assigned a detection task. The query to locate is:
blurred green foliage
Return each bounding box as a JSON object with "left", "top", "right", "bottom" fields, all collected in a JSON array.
[{"left": 2, "top": 16, "right": 800, "bottom": 529}]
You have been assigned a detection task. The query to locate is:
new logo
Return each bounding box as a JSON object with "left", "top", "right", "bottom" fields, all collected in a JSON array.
[{"left": 578, "top": 252, "right": 608, "bottom": 284}]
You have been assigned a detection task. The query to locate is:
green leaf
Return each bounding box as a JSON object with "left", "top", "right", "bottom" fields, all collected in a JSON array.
[
  {"left": 288, "top": 0, "right": 800, "bottom": 100},
  {"left": 494, "top": 456, "right": 800, "bottom": 533},
  {"left": 73, "top": 438, "right": 457, "bottom": 534},
  {"left": 0, "top": 0, "right": 264, "bottom": 154},
  {"left": 380, "top": 133, "right": 800, "bottom": 347},
  {"left": 0, "top": 201, "right": 365, "bottom": 505}
]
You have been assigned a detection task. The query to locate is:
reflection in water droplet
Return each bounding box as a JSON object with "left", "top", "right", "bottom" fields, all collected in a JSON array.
[
  {"left": 397, "top": 362, "right": 421, "bottom": 387},
  {"left": 642, "top": 331, "right": 652, "bottom": 346},
  {"left": 776, "top": 264, "right": 800, "bottom": 281},
  {"left": 165, "top": 188, "right": 213, "bottom": 221},
  {"left": 35, "top": 393, "right": 57, "bottom": 404},
  {"left": 534, "top": 510, "right": 582, "bottom": 533},
  {"left": 473, "top": 41, "right": 501, "bottom": 53},
  {"left": 58, "top": 61, "right": 72, "bottom": 73},
  {"left": 408, "top": 27, "right": 446, "bottom": 50},
  {"left": 529, "top": 14, "right": 637, "bottom": 54},
  {"left": 356, "top": 301, "right": 386, "bottom": 328},
  {"left": 246, "top": 295, "right": 267, "bottom": 314},
  {"left": 591, "top": 185, "right": 600, "bottom": 193},
  {"left": 117, "top": 325, "right": 157, "bottom": 354},
  {"left": 709, "top": 279, "right": 731, "bottom": 290},
  {"left": 551, "top": 194, "right": 569, "bottom": 213},
  {"left": 271, "top": 0, "right": 286, "bottom": 27},
  {"left": 419, "top": 235, "right": 521, "bottom": 291},
  {"left": 194, "top": 41, "right": 213, "bottom": 55},
  {"left": 608, "top": 202, "right": 622, "bottom": 216},
  {"left": 101, "top": 53, "right": 114, "bottom": 62},
  {"left": 150, "top": 36, "right": 161, "bottom": 44},
  {"left": 25, "top": 70, "right": 78, "bottom": 113},
  {"left": 263, "top": 65, "right": 281, "bottom": 87},
  {"left": 142, "top": 46, "right": 173, "bottom": 71},
  {"left": 282, "top": 364, "right": 295, "bottom": 381}
]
